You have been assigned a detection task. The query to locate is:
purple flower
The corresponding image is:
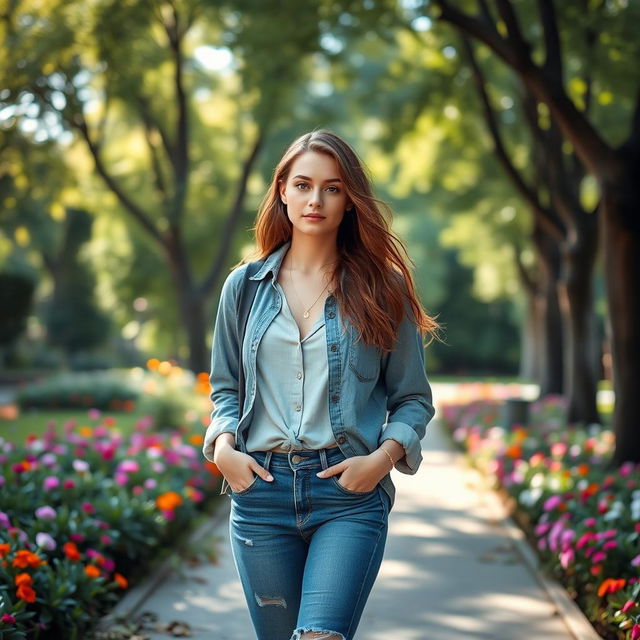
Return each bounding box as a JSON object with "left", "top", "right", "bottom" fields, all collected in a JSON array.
[
  {"left": 36, "top": 532, "right": 56, "bottom": 551},
  {"left": 41, "top": 453, "right": 57, "bottom": 467},
  {"left": 35, "top": 506, "right": 57, "bottom": 520},
  {"left": 0, "top": 511, "right": 11, "bottom": 528},
  {"left": 43, "top": 476, "right": 60, "bottom": 491},
  {"left": 0, "top": 475, "right": 4, "bottom": 487},
  {"left": 88, "top": 408, "right": 101, "bottom": 419},
  {"left": 631, "top": 554, "right": 640, "bottom": 567}
]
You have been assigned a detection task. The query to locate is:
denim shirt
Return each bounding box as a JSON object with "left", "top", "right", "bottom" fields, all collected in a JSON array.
[{"left": 202, "top": 240, "right": 435, "bottom": 509}]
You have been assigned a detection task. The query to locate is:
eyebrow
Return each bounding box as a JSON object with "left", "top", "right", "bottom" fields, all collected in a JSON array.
[{"left": 292, "top": 174, "right": 342, "bottom": 183}]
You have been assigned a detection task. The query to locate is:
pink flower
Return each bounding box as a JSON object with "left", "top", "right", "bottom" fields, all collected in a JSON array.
[
  {"left": 543, "top": 495, "right": 562, "bottom": 511},
  {"left": 583, "top": 517, "right": 597, "bottom": 527},
  {"left": 132, "top": 486, "right": 143, "bottom": 496},
  {"left": 88, "top": 408, "right": 101, "bottom": 419},
  {"left": 63, "top": 479, "right": 75, "bottom": 489},
  {"left": 43, "top": 476, "right": 60, "bottom": 491},
  {"left": 559, "top": 548, "right": 574, "bottom": 569},
  {"left": 72, "top": 459, "right": 89, "bottom": 473},
  {"left": 36, "top": 532, "right": 56, "bottom": 551},
  {"left": 632, "top": 623, "right": 640, "bottom": 640},
  {"left": 601, "top": 529, "right": 618, "bottom": 539},
  {"left": 100, "top": 535, "right": 112, "bottom": 545},
  {"left": 70, "top": 533, "right": 85, "bottom": 543},
  {"left": 576, "top": 532, "right": 596, "bottom": 550},
  {"left": 81, "top": 502, "right": 95, "bottom": 515},
  {"left": 622, "top": 600, "right": 636, "bottom": 613},
  {"left": 114, "top": 472, "right": 129, "bottom": 486},
  {"left": 144, "top": 478, "right": 157, "bottom": 490},
  {"left": 35, "top": 506, "right": 56, "bottom": 520},
  {"left": 591, "top": 551, "right": 606, "bottom": 564},
  {"left": 118, "top": 460, "right": 140, "bottom": 474},
  {"left": 603, "top": 540, "right": 617, "bottom": 550},
  {"left": 1, "top": 613, "right": 16, "bottom": 624},
  {"left": 631, "top": 554, "right": 640, "bottom": 567}
]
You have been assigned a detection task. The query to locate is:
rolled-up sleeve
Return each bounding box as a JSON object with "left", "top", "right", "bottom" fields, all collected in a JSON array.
[
  {"left": 202, "top": 266, "right": 247, "bottom": 462},
  {"left": 379, "top": 303, "right": 435, "bottom": 475}
]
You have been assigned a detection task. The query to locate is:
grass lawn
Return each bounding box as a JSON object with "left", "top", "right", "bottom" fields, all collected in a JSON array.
[{"left": 0, "top": 407, "right": 154, "bottom": 444}]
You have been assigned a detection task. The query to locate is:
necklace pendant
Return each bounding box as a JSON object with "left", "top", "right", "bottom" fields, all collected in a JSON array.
[{"left": 303, "top": 311, "right": 310, "bottom": 319}]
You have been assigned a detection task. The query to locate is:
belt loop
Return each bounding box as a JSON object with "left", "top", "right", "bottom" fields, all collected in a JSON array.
[
  {"left": 319, "top": 448, "right": 329, "bottom": 470},
  {"left": 264, "top": 450, "right": 272, "bottom": 471}
]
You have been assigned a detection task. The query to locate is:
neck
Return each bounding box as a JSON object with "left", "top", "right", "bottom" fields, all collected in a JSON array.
[{"left": 284, "top": 234, "right": 339, "bottom": 275}]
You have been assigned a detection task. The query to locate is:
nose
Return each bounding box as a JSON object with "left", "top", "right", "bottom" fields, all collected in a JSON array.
[{"left": 308, "top": 187, "right": 322, "bottom": 208}]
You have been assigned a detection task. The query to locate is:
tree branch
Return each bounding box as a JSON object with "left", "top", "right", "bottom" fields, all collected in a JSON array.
[
  {"left": 75, "top": 114, "right": 165, "bottom": 247},
  {"left": 200, "top": 132, "right": 265, "bottom": 296},
  {"left": 461, "top": 35, "right": 564, "bottom": 241},
  {"left": 434, "top": 0, "right": 618, "bottom": 178}
]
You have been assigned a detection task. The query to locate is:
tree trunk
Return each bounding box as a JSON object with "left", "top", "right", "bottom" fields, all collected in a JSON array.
[
  {"left": 557, "top": 214, "right": 601, "bottom": 425},
  {"left": 535, "top": 228, "right": 564, "bottom": 396},
  {"left": 602, "top": 168, "right": 640, "bottom": 463}
]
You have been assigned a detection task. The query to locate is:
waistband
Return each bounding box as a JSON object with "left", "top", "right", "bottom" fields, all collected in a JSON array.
[{"left": 251, "top": 446, "right": 346, "bottom": 469}]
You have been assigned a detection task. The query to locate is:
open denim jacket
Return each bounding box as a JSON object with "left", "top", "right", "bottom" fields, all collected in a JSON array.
[{"left": 202, "top": 241, "right": 435, "bottom": 508}]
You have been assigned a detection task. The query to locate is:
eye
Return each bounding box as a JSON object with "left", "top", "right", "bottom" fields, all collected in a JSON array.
[
  {"left": 295, "top": 182, "right": 309, "bottom": 190},
  {"left": 326, "top": 186, "right": 340, "bottom": 193}
]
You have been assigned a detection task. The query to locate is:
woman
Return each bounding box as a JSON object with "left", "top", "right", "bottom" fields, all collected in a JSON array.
[{"left": 203, "top": 129, "right": 440, "bottom": 640}]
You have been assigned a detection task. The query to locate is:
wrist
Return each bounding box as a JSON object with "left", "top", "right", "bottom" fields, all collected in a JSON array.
[{"left": 371, "top": 447, "right": 394, "bottom": 474}]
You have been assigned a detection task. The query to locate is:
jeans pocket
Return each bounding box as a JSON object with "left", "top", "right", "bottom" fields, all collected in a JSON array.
[
  {"left": 231, "top": 474, "right": 260, "bottom": 497},
  {"left": 331, "top": 476, "right": 377, "bottom": 496}
]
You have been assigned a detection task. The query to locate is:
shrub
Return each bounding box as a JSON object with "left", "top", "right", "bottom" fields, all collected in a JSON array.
[
  {"left": 0, "top": 411, "right": 223, "bottom": 639},
  {"left": 441, "top": 396, "right": 640, "bottom": 640}
]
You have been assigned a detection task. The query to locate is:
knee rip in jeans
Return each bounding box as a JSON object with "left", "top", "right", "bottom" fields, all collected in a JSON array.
[
  {"left": 254, "top": 594, "right": 287, "bottom": 608},
  {"left": 293, "top": 629, "right": 344, "bottom": 640}
]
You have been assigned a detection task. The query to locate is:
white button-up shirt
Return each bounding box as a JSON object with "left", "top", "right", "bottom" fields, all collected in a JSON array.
[{"left": 244, "top": 280, "right": 336, "bottom": 452}]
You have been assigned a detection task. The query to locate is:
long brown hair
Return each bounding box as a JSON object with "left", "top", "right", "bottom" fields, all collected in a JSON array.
[{"left": 240, "top": 129, "right": 441, "bottom": 353}]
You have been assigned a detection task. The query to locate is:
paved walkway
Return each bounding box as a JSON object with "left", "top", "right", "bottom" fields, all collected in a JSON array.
[{"left": 115, "top": 399, "right": 581, "bottom": 639}]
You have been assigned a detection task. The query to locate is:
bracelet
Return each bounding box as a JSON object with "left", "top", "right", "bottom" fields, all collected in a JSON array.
[{"left": 379, "top": 446, "right": 395, "bottom": 472}]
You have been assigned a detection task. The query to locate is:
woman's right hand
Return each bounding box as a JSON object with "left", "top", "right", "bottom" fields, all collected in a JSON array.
[{"left": 213, "top": 435, "right": 273, "bottom": 492}]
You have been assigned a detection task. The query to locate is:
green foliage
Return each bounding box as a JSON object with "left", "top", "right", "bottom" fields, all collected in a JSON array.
[{"left": 15, "top": 371, "right": 138, "bottom": 411}]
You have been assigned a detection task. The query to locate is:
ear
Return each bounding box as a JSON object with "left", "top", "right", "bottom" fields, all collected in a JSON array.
[{"left": 278, "top": 180, "right": 287, "bottom": 205}]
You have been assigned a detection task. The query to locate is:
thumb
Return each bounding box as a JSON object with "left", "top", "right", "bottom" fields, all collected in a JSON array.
[
  {"left": 317, "top": 462, "right": 345, "bottom": 478},
  {"left": 251, "top": 462, "right": 274, "bottom": 482}
]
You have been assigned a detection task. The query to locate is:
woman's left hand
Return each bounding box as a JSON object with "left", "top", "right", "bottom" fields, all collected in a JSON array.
[{"left": 316, "top": 453, "right": 390, "bottom": 492}]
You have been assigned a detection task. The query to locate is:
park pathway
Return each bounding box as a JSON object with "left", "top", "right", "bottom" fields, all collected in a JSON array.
[{"left": 113, "top": 384, "right": 585, "bottom": 640}]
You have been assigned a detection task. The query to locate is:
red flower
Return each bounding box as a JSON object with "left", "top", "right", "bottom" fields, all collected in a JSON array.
[
  {"left": 63, "top": 541, "right": 81, "bottom": 562},
  {"left": 597, "top": 578, "right": 626, "bottom": 597},
  {"left": 16, "top": 583, "right": 36, "bottom": 603}
]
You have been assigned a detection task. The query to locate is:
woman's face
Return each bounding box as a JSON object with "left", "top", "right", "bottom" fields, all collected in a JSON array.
[{"left": 279, "top": 151, "right": 351, "bottom": 240}]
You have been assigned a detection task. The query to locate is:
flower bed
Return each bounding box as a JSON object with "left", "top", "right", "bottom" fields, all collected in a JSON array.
[
  {"left": 0, "top": 411, "right": 223, "bottom": 639},
  {"left": 440, "top": 395, "right": 640, "bottom": 640}
]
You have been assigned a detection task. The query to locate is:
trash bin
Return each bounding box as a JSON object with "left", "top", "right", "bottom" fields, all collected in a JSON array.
[{"left": 500, "top": 398, "right": 530, "bottom": 429}]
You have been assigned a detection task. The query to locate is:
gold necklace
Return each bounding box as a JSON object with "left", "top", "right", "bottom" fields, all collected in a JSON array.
[{"left": 288, "top": 265, "right": 333, "bottom": 319}]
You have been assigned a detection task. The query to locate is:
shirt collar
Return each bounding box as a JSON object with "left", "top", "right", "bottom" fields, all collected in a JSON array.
[{"left": 248, "top": 240, "right": 291, "bottom": 281}]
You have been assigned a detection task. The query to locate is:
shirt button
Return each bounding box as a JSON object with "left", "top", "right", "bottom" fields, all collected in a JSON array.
[
  {"left": 337, "top": 436, "right": 346, "bottom": 444},
  {"left": 296, "top": 372, "right": 302, "bottom": 379},
  {"left": 295, "top": 404, "right": 301, "bottom": 412},
  {"left": 328, "top": 311, "right": 335, "bottom": 319},
  {"left": 331, "top": 395, "right": 339, "bottom": 403},
  {"left": 330, "top": 344, "right": 337, "bottom": 352}
]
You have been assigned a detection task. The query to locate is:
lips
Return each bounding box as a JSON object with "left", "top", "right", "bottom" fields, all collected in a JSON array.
[{"left": 304, "top": 214, "right": 325, "bottom": 219}]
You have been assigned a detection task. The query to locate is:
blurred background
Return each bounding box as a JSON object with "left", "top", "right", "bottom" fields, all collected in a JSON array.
[{"left": 1, "top": 0, "right": 638, "bottom": 446}]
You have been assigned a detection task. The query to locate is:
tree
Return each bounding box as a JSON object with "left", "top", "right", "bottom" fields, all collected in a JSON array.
[{"left": 430, "top": 0, "right": 640, "bottom": 463}]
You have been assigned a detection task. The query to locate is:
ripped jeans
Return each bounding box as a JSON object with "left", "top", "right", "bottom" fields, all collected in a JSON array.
[{"left": 228, "top": 446, "right": 390, "bottom": 640}]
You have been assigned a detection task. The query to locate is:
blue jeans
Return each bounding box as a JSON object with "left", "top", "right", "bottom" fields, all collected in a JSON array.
[{"left": 228, "top": 447, "right": 390, "bottom": 640}]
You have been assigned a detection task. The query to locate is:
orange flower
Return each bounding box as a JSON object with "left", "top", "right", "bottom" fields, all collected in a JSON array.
[
  {"left": 598, "top": 578, "right": 626, "bottom": 597},
  {"left": 504, "top": 444, "right": 522, "bottom": 459},
  {"left": 156, "top": 491, "right": 183, "bottom": 511},
  {"left": 79, "top": 426, "right": 93, "bottom": 438},
  {"left": 146, "top": 358, "right": 161, "bottom": 371},
  {"left": 114, "top": 572, "right": 128, "bottom": 589},
  {"left": 63, "top": 542, "right": 81, "bottom": 562},
  {"left": 189, "top": 434, "right": 204, "bottom": 446},
  {"left": 577, "top": 463, "right": 590, "bottom": 476},
  {"left": 16, "top": 583, "right": 36, "bottom": 603},
  {"left": 0, "top": 543, "right": 10, "bottom": 558},
  {"left": 84, "top": 564, "right": 101, "bottom": 578},
  {"left": 12, "top": 550, "right": 42, "bottom": 568},
  {"left": 14, "top": 573, "right": 32, "bottom": 587}
]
